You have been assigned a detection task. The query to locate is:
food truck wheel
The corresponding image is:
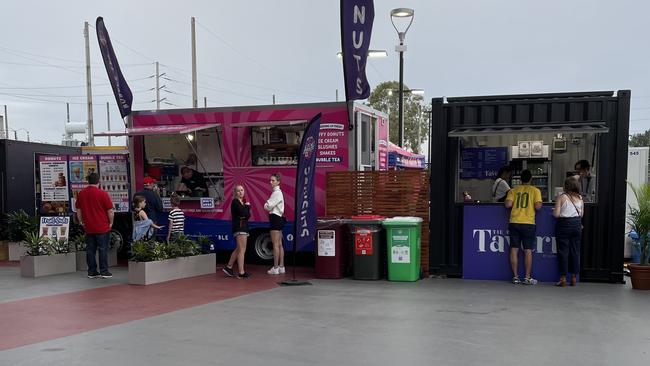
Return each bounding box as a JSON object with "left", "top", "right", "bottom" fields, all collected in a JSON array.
[{"left": 248, "top": 231, "right": 274, "bottom": 263}]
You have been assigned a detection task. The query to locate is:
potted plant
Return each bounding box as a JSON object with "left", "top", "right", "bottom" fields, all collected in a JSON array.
[
  {"left": 7, "top": 210, "right": 38, "bottom": 261},
  {"left": 20, "top": 231, "right": 76, "bottom": 277},
  {"left": 128, "top": 235, "right": 215, "bottom": 285},
  {"left": 627, "top": 182, "right": 650, "bottom": 290}
]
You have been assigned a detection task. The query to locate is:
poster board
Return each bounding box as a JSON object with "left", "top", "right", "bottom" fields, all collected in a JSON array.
[
  {"left": 98, "top": 154, "right": 130, "bottom": 212},
  {"left": 38, "top": 155, "right": 70, "bottom": 215},
  {"left": 39, "top": 216, "right": 70, "bottom": 243},
  {"left": 69, "top": 155, "right": 98, "bottom": 212}
]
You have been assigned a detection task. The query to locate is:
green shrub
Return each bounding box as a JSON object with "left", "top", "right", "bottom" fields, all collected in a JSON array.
[
  {"left": 7, "top": 210, "right": 38, "bottom": 242},
  {"left": 173, "top": 235, "right": 201, "bottom": 257},
  {"left": 48, "top": 237, "right": 72, "bottom": 254},
  {"left": 23, "top": 231, "right": 51, "bottom": 256}
]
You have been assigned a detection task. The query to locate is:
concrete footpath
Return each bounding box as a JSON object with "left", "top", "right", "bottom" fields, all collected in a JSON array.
[{"left": 0, "top": 264, "right": 648, "bottom": 366}]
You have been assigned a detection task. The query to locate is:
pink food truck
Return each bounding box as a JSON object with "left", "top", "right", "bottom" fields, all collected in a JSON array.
[{"left": 98, "top": 101, "right": 388, "bottom": 262}]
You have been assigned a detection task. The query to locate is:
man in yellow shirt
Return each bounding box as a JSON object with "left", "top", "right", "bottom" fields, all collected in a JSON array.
[{"left": 505, "top": 170, "right": 542, "bottom": 285}]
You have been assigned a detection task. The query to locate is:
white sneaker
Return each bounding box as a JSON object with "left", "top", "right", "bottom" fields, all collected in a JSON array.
[
  {"left": 267, "top": 267, "right": 280, "bottom": 275},
  {"left": 278, "top": 266, "right": 286, "bottom": 274}
]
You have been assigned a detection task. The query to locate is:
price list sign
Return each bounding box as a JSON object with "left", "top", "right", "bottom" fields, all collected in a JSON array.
[
  {"left": 69, "top": 155, "right": 98, "bottom": 212},
  {"left": 39, "top": 155, "right": 69, "bottom": 202},
  {"left": 98, "top": 154, "right": 130, "bottom": 212}
]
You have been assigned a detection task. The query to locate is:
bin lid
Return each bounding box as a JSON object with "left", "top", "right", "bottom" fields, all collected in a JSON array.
[
  {"left": 317, "top": 217, "right": 345, "bottom": 227},
  {"left": 345, "top": 214, "right": 385, "bottom": 225},
  {"left": 382, "top": 216, "right": 423, "bottom": 226}
]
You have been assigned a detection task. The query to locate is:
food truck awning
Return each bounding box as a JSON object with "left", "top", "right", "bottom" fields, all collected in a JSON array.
[
  {"left": 231, "top": 120, "right": 308, "bottom": 128},
  {"left": 95, "top": 123, "right": 221, "bottom": 137},
  {"left": 447, "top": 122, "right": 609, "bottom": 137}
]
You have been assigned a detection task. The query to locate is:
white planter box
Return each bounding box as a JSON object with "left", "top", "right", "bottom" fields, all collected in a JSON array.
[
  {"left": 128, "top": 253, "right": 216, "bottom": 285},
  {"left": 8, "top": 241, "right": 26, "bottom": 261},
  {"left": 76, "top": 249, "right": 118, "bottom": 271},
  {"left": 20, "top": 253, "right": 77, "bottom": 278}
]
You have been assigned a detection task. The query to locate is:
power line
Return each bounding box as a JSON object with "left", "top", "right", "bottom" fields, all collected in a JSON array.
[
  {"left": 194, "top": 20, "right": 323, "bottom": 92},
  {"left": 0, "top": 75, "right": 155, "bottom": 90}
]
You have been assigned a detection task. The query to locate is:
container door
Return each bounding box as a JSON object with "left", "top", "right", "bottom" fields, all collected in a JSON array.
[{"left": 356, "top": 111, "right": 376, "bottom": 171}]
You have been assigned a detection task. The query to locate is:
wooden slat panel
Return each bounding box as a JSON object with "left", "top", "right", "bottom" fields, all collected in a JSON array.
[{"left": 326, "top": 171, "right": 430, "bottom": 276}]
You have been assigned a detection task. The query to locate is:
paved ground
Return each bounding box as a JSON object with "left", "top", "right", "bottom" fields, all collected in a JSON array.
[{"left": 1, "top": 263, "right": 648, "bottom": 366}]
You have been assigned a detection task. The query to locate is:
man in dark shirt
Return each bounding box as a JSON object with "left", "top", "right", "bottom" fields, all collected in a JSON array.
[
  {"left": 135, "top": 176, "right": 163, "bottom": 225},
  {"left": 177, "top": 166, "right": 207, "bottom": 197}
]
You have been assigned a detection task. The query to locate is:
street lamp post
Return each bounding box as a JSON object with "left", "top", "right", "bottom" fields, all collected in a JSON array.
[{"left": 391, "top": 8, "right": 414, "bottom": 148}]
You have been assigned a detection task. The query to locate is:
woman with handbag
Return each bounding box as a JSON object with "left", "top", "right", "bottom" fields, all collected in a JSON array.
[
  {"left": 223, "top": 185, "right": 251, "bottom": 278},
  {"left": 552, "top": 177, "right": 584, "bottom": 287}
]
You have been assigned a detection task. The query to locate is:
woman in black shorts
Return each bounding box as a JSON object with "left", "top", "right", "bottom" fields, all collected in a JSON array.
[
  {"left": 223, "top": 185, "right": 251, "bottom": 278},
  {"left": 264, "top": 173, "right": 285, "bottom": 275}
]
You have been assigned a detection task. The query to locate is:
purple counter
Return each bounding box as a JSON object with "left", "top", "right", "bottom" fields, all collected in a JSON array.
[{"left": 463, "top": 205, "right": 564, "bottom": 282}]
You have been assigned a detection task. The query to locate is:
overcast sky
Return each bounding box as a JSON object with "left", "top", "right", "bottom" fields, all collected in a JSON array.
[{"left": 1, "top": 0, "right": 650, "bottom": 145}]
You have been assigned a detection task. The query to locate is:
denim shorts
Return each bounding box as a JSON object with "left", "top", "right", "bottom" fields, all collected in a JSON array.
[{"left": 508, "top": 223, "right": 536, "bottom": 250}]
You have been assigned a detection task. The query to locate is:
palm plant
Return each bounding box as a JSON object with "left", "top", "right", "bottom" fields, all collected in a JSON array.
[
  {"left": 627, "top": 182, "right": 650, "bottom": 266},
  {"left": 23, "top": 231, "right": 50, "bottom": 256}
]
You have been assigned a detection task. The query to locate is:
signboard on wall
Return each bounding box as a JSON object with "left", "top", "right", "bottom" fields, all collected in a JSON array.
[
  {"left": 69, "top": 155, "right": 98, "bottom": 212},
  {"left": 38, "top": 155, "right": 70, "bottom": 215},
  {"left": 460, "top": 147, "right": 508, "bottom": 180},
  {"left": 98, "top": 154, "right": 130, "bottom": 212}
]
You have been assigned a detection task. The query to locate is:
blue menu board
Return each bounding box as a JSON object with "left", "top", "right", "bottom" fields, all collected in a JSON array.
[{"left": 460, "top": 147, "right": 508, "bottom": 179}]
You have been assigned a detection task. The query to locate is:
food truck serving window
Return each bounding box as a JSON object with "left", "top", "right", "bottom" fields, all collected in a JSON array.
[
  {"left": 456, "top": 131, "right": 602, "bottom": 204},
  {"left": 142, "top": 127, "right": 224, "bottom": 203},
  {"left": 249, "top": 122, "right": 306, "bottom": 166}
]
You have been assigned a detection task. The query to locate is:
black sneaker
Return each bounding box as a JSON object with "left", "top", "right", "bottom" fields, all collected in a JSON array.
[
  {"left": 222, "top": 266, "right": 235, "bottom": 277},
  {"left": 237, "top": 272, "right": 251, "bottom": 279},
  {"left": 88, "top": 272, "right": 101, "bottom": 279},
  {"left": 100, "top": 272, "right": 113, "bottom": 279}
]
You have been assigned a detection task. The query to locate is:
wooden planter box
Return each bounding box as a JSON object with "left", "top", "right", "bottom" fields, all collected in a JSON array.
[
  {"left": 20, "top": 253, "right": 77, "bottom": 277},
  {"left": 8, "top": 241, "right": 26, "bottom": 261},
  {"left": 0, "top": 240, "right": 8, "bottom": 260},
  {"left": 76, "top": 248, "right": 118, "bottom": 271},
  {"left": 128, "top": 253, "right": 216, "bottom": 285}
]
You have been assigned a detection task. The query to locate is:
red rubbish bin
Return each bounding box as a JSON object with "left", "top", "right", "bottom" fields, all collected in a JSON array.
[{"left": 315, "top": 218, "right": 346, "bottom": 279}]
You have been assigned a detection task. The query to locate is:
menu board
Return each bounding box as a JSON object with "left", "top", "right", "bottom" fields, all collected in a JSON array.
[
  {"left": 69, "top": 155, "right": 98, "bottom": 212},
  {"left": 38, "top": 155, "right": 70, "bottom": 215},
  {"left": 460, "top": 147, "right": 508, "bottom": 180},
  {"left": 98, "top": 154, "right": 130, "bottom": 212}
]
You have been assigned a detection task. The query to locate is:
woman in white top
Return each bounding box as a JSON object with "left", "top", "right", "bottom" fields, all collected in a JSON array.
[
  {"left": 492, "top": 166, "right": 512, "bottom": 202},
  {"left": 552, "top": 176, "right": 584, "bottom": 287},
  {"left": 264, "top": 173, "right": 285, "bottom": 275}
]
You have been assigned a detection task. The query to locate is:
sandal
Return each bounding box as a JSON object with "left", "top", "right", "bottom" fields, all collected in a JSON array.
[
  {"left": 570, "top": 276, "right": 577, "bottom": 286},
  {"left": 555, "top": 280, "right": 567, "bottom": 287}
]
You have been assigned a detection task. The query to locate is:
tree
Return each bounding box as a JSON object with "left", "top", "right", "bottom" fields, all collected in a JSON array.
[
  {"left": 630, "top": 130, "right": 650, "bottom": 147},
  {"left": 367, "top": 81, "right": 429, "bottom": 154}
]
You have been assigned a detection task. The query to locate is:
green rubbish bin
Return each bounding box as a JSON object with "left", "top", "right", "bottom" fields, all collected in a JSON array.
[
  {"left": 346, "top": 215, "right": 385, "bottom": 280},
  {"left": 382, "top": 217, "right": 422, "bottom": 282}
]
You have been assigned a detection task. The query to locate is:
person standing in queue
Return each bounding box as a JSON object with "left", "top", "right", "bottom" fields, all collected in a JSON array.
[
  {"left": 552, "top": 177, "right": 583, "bottom": 287},
  {"left": 265, "top": 173, "right": 285, "bottom": 275},
  {"left": 135, "top": 176, "right": 163, "bottom": 226},
  {"left": 492, "top": 166, "right": 512, "bottom": 202},
  {"left": 504, "top": 169, "right": 542, "bottom": 285},
  {"left": 75, "top": 173, "right": 114, "bottom": 279},
  {"left": 223, "top": 185, "right": 251, "bottom": 279}
]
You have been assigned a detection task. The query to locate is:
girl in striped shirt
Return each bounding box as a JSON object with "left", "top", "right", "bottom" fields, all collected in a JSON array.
[{"left": 167, "top": 194, "right": 185, "bottom": 242}]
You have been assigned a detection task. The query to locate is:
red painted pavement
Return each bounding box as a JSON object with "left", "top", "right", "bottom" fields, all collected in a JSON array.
[{"left": 0, "top": 265, "right": 313, "bottom": 351}]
